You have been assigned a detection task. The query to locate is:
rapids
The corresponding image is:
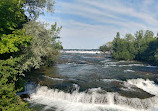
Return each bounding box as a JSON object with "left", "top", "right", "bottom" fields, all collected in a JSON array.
[{"left": 24, "top": 50, "right": 158, "bottom": 111}]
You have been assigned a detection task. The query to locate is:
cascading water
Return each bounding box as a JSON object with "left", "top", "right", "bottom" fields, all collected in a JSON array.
[
  {"left": 29, "top": 79, "right": 158, "bottom": 111},
  {"left": 26, "top": 50, "right": 158, "bottom": 111}
]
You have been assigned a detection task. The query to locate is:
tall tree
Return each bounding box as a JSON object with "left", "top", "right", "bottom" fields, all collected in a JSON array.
[
  {"left": 0, "top": 0, "right": 62, "bottom": 110},
  {"left": 0, "top": 0, "right": 27, "bottom": 35}
]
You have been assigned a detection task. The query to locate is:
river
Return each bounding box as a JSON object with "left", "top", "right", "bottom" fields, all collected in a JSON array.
[{"left": 24, "top": 50, "right": 158, "bottom": 111}]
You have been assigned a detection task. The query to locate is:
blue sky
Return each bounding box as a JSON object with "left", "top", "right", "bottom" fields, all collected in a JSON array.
[{"left": 39, "top": 0, "right": 158, "bottom": 49}]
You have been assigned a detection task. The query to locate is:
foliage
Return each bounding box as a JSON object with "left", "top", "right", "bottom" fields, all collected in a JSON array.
[
  {"left": 112, "top": 33, "right": 137, "bottom": 60},
  {"left": 0, "top": 0, "right": 27, "bottom": 35},
  {"left": 99, "top": 42, "right": 112, "bottom": 53},
  {"left": 0, "top": 29, "right": 32, "bottom": 55},
  {"left": 101, "top": 30, "right": 158, "bottom": 64},
  {"left": 0, "top": 0, "right": 62, "bottom": 110},
  {"left": 0, "top": 0, "right": 55, "bottom": 34},
  {"left": 0, "top": 58, "right": 31, "bottom": 111},
  {"left": 24, "top": 0, "right": 55, "bottom": 19},
  {"left": 21, "top": 21, "right": 62, "bottom": 70},
  {"left": 0, "top": 28, "right": 32, "bottom": 110}
]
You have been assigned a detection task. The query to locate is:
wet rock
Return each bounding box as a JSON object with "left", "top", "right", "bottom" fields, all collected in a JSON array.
[{"left": 20, "top": 94, "right": 30, "bottom": 99}]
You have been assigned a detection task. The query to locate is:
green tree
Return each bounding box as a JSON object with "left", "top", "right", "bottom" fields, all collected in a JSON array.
[
  {"left": 125, "top": 33, "right": 135, "bottom": 42},
  {"left": 24, "top": 0, "right": 55, "bottom": 20},
  {"left": 0, "top": 0, "right": 27, "bottom": 35},
  {"left": 135, "top": 30, "right": 155, "bottom": 61},
  {"left": 0, "top": 0, "right": 62, "bottom": 110},
  {"left": 116, "top": 32, "right": 120, "bottom": 38},
  {"left": 0, "top": 58, "right": 32, "bottom": 111},
  {"left": 21, "top": 21, "right": 62, "bottom": 70},
  {"left": 99, "top": 42, "right": 112, "bottom": 53},
  {"left": 0, "top": 29, "right": 32, "bottom": 59},
  {"left": 100, "top": 30, "right": 158, "bottom": 64}
]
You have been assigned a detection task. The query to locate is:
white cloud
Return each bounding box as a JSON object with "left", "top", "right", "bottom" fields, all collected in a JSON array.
[
  {"left": 79, "top": 0, "right": 158, "bottom": 26},
  {"left": 38, "top": 0, "right": 158, "bottom": 49},
  {"left": 144, "top": 0, "right": 154, "bottom": 5}
]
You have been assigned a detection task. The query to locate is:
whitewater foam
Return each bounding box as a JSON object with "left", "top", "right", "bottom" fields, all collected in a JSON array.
[
  {"left": 104, "top": 62, "right": 145, "bottom": 68},
  {"left": 119, "top": 64, "right": 145, "bottom": 67},
  {"left": 61, "top": 50, "right": 102, "bottom": 54},
  {"left": 42, "top": 75, "right": 64, "bottom": 81},
  {"left": 102, "top": 79, "right": 121, "bottom": 83},
  {"left": 146, "top": 65, "right": 157, "bottom": 68},
  {"left": 29, "top": 86, "right": 146, "bottom": 111},
  {"left": 29, "top": 79, "right": 158, "bottom": 111},
  {"left": 124, "top": 69, "right": 135, "bottom": 73},
  {"left": 125, "top": 78, "right": 158, "bottom": 96}
]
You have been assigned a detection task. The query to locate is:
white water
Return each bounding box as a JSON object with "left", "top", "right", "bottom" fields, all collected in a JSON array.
[
  {"left": 29, "top": 79, "right": 158, "bottom": 111},
  {"left": 61, "top": 50, "right": 102, "bottom": 54},
  {"left": 125, "top": 79, "right": 158, "bottom": 96},
  {"left": 124, "top": 69, "right": 135, "bottom": 73},
  {"left": 102, "top": 79, "right": 121, "bottom": 83},
  {"left": 146, "top": 65, "right": 158, "bottom": 68},
  {"left": 104, "top": 61, "right": 145, "bottom": 67},
  {"left": 42, "top": 75, "right": 64, "bottom": 81}
]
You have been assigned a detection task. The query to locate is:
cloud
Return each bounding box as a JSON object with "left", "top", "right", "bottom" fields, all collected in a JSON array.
[
  {"left": 143, "top": 0, "right": 154, "bottom": 5},
  {"left": 79, "top": 0, "right": 158, "bottom": 26},
  {"left": 55, "top": 0, "right": 158, "bottom": 28},
  {"left": 39, "top": 0, "right": 158, "bottom": 49}
]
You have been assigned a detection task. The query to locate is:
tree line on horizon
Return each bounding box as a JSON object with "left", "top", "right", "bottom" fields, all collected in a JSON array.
[
  {"left": 0, "top": 0, "right": 62, "bottom": 110},
  {"left": 99, "top": 30, "right": 158, "bottom": 65}
]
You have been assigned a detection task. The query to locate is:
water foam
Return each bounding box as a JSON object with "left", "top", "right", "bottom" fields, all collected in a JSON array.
[
  {"left": 29, "top": 86, "right": 141, "bottom": 111},
  {"left": 102, "top": 79, "right": 121, "bottom": 83},
  {"left": 124, "top": 69, "right": 135, "bottom": 73},
  {"left": 29, "top": 80, "right": 158, "bottom": 111},
  {"left": 42, "top": 75, "right": 64, "bottom": 81},
  {"left": 119, "top": 64, "right": 144, "bottom": 67},
  {"left": 146, "top": 65, "right": 158, "bottom": 68},
  {"left": 125, "top": 78, "right": 158, "bottom": 96},
  {"left": 104, "top": 62, "right": 145, "bottom": 68},
  {"left": 61, "top": 50, "right": 102, "bottom": 54}
]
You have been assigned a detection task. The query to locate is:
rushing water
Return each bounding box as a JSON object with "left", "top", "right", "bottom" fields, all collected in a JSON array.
[{"left": 24, "top": 50, "right": 158, "bottom": 111}]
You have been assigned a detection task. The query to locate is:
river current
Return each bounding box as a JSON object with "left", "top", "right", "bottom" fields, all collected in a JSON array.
[{"left": 24, "top": 50, "right": 158, "bottom": 111}]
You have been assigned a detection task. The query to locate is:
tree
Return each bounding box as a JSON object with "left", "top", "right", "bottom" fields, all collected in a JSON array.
[
  {"left": 99, "top": 30, "right": 158, "bottom": 64},
  {"left": 0, "top": 29, "right": 32, "bottom": 60},
  {"left": 116, "top": 32, "right": 120, "bottom": 38},
  {"left": 0, "top": 0, "right": 62, "bottom": 110},
  {"left": 24, "top": 0, "right": 55, "bottom": 20},
  {"left": 125, "top": 33, "right": 135, "bottom": 42},
  {"left": 0, "top": 0, "right": 27, "bottom": 35},
  {"left": 99, "top": 42, "right": 112, "bottom": 53},
  {"left": 0, "top": 58, "right": 32, "bottom": 111},
  {"left": 144, "top": 30, "right": 154, "bottom": 41},
  {"left": 21, "top": 21, "right": 62, "bottom": 70}
]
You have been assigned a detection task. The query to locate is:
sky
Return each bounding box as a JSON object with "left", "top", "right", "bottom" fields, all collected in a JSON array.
[{"left": 39, "top": 0, "right": 158, "bottom": 49}]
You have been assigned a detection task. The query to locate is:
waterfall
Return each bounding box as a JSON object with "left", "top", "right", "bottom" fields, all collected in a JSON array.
[{"left": 29, "top": 79, "right": 158, "bottom": 111}]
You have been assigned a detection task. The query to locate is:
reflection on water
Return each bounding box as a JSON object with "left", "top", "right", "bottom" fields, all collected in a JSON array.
[{"left": 25, "top": 51, "right": 158, "bottom": 111}]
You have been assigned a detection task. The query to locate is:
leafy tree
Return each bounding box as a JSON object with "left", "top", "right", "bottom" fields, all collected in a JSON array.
[
  {"left": 144, "top": 30, "right": 154, "bottom": 41},
  {"left": 0, "top": 58, "right": 32, "bottom": 111},
  {"left": 125, "top": 33, "right": 135, "bottom": 42},
  {"left": 116, "top": 32, "right": 120, "bottom": 38},
  {"left": 24, "top": 0, "right": 55, "bottom": 20},
  {"left": 0, "top": 29, "right": 32, "bottom": 59},
  {"left": 100, "top": 30, "right": 158, "bottom": 64},
  {"left": 21, "top": 21, "right": 62, "bottom": 70},
  {"left": 112, "top": 37, "right": 133, "bottom": 60},
  {"left": 0, "top": 0, "right": 27, "bottom": 35},
  {"left": 99, "top": 43, "right": 112, "bottom": 53},
  {"left": 134, "top": 30, "right": 155, "bottom": 60},
  {"left": 0, "top": 0, "right": 62, "bottom": 110}
]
